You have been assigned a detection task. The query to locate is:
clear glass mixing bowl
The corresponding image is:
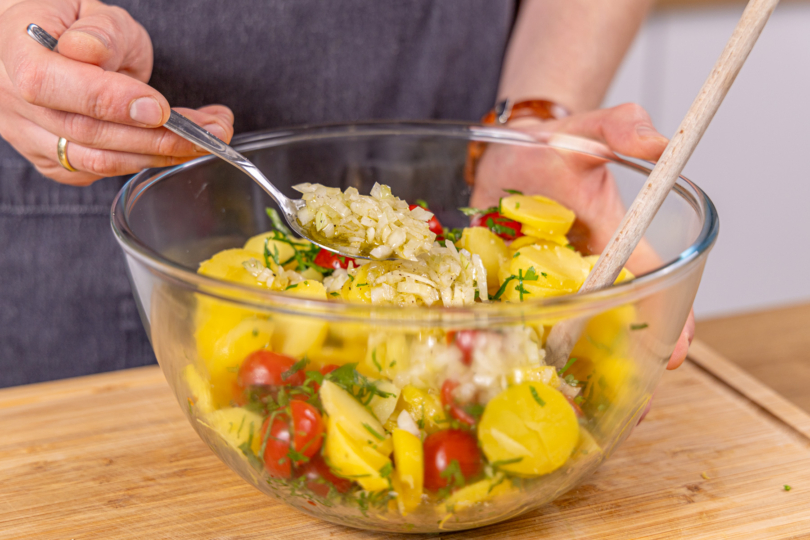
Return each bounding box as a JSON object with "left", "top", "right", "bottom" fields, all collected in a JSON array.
[{"left": 111, "top": 122, "right": 717, "bottom": 533}]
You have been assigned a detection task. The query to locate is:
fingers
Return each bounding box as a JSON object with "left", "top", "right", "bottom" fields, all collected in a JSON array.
[
  {"left": 1, "top": 3, "right": 170, "bottom": 127},
  {"left": 667, "top": 308, "right": 695, "bottom": 370},
  {"left": 15, "top": 115, "right": 191, "bottom": 184},
  {"left": 59, "top": 1, "right": 153, "bottom": 80},
  {"left": 556, "top": 103, "right": 670, "bottom": 161},
  {"left": 30, "top": 104, "right": 234, "bottom": 156}
]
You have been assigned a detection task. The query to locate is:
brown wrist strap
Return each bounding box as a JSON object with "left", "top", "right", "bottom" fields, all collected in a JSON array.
[{"left": 466, "top": 99, "right": 571, "bottom": 186}]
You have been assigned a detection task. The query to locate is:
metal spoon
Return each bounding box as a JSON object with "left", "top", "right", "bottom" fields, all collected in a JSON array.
[{"left": 26, "top": 23, "right": 365, "bottom": 259}]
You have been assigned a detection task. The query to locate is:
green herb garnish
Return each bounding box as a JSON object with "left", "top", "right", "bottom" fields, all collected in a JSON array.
[
  {"left": 490, "top": 457, "right": 524, "bottom": 468},
  {"left": 529, "top": 385, "right": 546, "bottom": 407},
  {"left": 415, "top": 199, "right": 429, "bottom": 209},
  {"left": 281, "top": 358, "right": 308, "bottom": 381},
  {"left": 362, "top": 423, "right": 386, "bottom": 441},
  {"left": 439, "top": 460, "right": 466, "bottom": 489},
  {"left": 630, "top": 323, "right": 649, "bottom": 331},
  {"left": 285, "top": 283, "right": 298, "bottom": 290},
  {"left": 503, "top": 189, "right": 524, "bottom": 195},
  {"left": 371, "top": 350, "right": 382, "bottom": 372},
  {"left": 785, "top": 485, "right": 792, "bottom": 491},
  {"left": 558, "top": 357, "right": 578, "bottom": 376}
]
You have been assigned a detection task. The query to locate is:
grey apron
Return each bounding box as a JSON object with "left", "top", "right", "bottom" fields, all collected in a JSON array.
[{"left": 0, "top": 0, "right": 514, "bottom": 387}]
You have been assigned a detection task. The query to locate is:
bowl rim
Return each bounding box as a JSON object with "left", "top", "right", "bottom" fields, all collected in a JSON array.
[{"left": 110, "top": 121, "right": 719, "bottom": 324}]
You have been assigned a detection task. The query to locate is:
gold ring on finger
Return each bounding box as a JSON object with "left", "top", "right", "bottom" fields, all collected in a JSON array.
[{"left": 56, "top": 137, "right": 78, "bottom": 172}]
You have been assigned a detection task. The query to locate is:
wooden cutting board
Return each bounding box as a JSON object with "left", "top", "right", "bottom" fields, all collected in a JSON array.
[{"left": 1, "top": 340, "right": 809, "bottom": 539}]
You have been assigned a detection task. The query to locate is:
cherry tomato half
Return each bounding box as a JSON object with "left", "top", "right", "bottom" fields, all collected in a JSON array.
[
  {"left": 260, "top": 403, "right": 325, "bottom": 479},
  {"left": 261, "top": 414, "right": 292, "bottom": 478},
  {"left": 314, "top": 249, "right": 355, "bottom": 270},
  {"left": 237, "top": 350, "right": 305, "bottom": 391},
  {"left": 409, "top": 204, "right": 444, "bottom": 236},
  {"left": 440, "top": 380, "right": 476, "bottom": 426},
  {"left": 470, "top": 211, "right": 523, "bottom": 241},
  {"left": 296, "top": 454, "right": 353, "bottom": 497},
  {"left": 423, "top": 429, "right": 483, "bottom": 492},
  {"left": 290, "top": 401, "right": 325, "bottom": 460}
]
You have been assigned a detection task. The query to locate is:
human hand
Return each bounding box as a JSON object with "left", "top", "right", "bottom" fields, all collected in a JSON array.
[
  {"left": 470, "top": 103, "right": 693, "bottom": 369},
  {"left": 0, "top": 0, "right": 234, "bottom": 186}
]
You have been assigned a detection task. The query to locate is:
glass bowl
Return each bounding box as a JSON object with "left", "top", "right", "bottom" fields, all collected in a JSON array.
[{"left": 111, "top": 122, "right": 717, "bottom": 533}]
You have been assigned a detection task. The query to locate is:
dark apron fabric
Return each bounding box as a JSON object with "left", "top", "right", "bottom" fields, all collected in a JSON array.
[{"left": 0, "top": 0, "right": 514, "bottom": 387}]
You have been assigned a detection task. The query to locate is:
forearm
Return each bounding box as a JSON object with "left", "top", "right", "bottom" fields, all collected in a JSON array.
[{"left": 498, "top": 0, "right": 653, "bottom": 113}]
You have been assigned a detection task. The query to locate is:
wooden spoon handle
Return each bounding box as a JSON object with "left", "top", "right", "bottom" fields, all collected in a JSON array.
[{"left": 546, "top": 0, "right": 780, "bottom": 366}]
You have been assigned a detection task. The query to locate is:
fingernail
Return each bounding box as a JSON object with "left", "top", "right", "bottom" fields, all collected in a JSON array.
[
  {"left": 203, "top": 123, "right": 227, "bottom": 141},
  {"left": 66, "top": 29, "right": 109, "bottom": 50},
  {"left": 637, "top": 124, "right": 667, "bottom": 142},
  {"left": 129, "top": 97, "right": 163, "bottom": 126}
]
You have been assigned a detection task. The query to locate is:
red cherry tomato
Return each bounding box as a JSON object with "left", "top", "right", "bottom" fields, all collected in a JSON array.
[
  {"left": 440, "top": 380, "right": 476, "bottom": 426},
  {"left": 297, "top": 454, "right": 353, "bottom": 497},
  {"left": 261, "top": 414, "right": 292, "bottom": 478},
  {"left": 423, "top": 429, "right": 483, "bottom": 492},
  {"left": 314, "top": 249, "right": 355, "bottom": 270},
  {"left": 290, "top": 401, "right": 325, "bottom": 460},
  {"left": 448, "top": 330, "right": 476, "bottom": 366},
  {"left": 260, "top": 403, "right": 325, "bottom": 478},
  {"left": 409, "top": 204, "right": 444, "bottom": 236},
  {"left": 237, "top": 350, "right": 305, "bottom": 391},
  {"left": 470, "top": 211, "right": 523, "bottom": 241}
]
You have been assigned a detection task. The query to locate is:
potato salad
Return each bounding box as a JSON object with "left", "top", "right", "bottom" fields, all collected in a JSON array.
[{"left": 183, "top": 185, "right": 640, "bottom": 528}]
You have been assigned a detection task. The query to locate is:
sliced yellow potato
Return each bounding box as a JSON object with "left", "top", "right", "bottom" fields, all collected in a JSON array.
[
  {"left": 384, "top": 385, "right": 445, "bottom": 434},
  {"left": 508, "top": 236, "right": 541, "bottom": 251},
  {"left": 319, "top": 380, "right": 392, "bottom": 455},
  {"left": 500, "top": 195, "right": 575, "bottom": 240},
  {"left": 272, "top": 280, "right": 328, "bottom": 357},
  {"left": 442, "top": 473, "right": 514, "bottom": 513},
  {"left": 498, "top": 243, "right": 590, "bottom": 302},
  {"left": 342, "top": 264, "right": 372, "bottom": 304},
  {"left": 369, "top": 381, "right": 401, "bottom": 425},
  {"left": 520, "top": 224, "right": 568, "bottom": 246},
  {"left": 198, "top": 248, "right": 275, "bottom": 289},
  {"left": 583, "top": 255, "right": 635, "bottom": 284},
  {"left": 392, "top": 429, "right": 424, "bottom": 515},
  {"left": 458, "top": 227, "right": 510, "bottom": 290},
  {"left": 243, "top": 232, "right": 299, "bottom": 262},
  {"left": 478, "top": 382, "right": 579, "bottom": 476},
  {"left": 203, "top": 317, "right": 274, "bottom": 407},
  {"left": 324, "top": 417, "right": 391, "bottom": 492},
  {"left": 203, "top": 407, "right": 263, "bottom": 455}
]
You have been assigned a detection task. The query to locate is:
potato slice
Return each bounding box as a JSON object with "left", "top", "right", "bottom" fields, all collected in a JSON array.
[
  {"left": 383, "top": 385, "right": 445, "bottom": 434},
  {"left": 500, "top": 195, "right": 575, "bottom": 241},
  {"left": 498, "top": 243, "right": 591, "bottom": 302},
  {"left": 392, "top": 429, "right": 424, "bottom": 515},
  {"left": 478, "top": 382, "right": 579, "bottom": 476},
  {"left": 442, "top": 473, "right": 514, "bottom": 513},
  {"left": 324, "top": 417, "right": 391, "bottom": 492},
  {"left": 369, "top": 381, "right": 401, "bottom": 424},
  {"left": 272, "top": 280, "right": 328, "bottom": 357},
  {"left": 203, "top": 407, "right": 263, "bottom": 455},
  {"left": 583, "top": 255, "right": 635, "bottom": 284},
  {"left": 182, "top": 364, "right": 214, "bottom": 414},
  {"left": 319, "top": 380, "right": 392, "bottom": 455},
  {"left": 458, "top": 227, "right": 510, "bottom": 290}
]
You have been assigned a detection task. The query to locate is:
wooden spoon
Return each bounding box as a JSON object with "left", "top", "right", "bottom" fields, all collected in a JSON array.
[{"left": 545, "top": 0, "right": 780, "bottom": 367}]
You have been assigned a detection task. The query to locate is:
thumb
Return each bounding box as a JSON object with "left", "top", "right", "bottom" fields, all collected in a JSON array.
[
  {"left": 556, "top": 103, "right": 670, "bottom": 162},
  {"left": 57, "top": 1, "right": 153, "bottom": 82}
]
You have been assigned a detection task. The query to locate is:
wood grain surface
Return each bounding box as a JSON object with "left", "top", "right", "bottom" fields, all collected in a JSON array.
[
  {"left": 1, "top": 341, "right": 809, "bottom": 539},
  {"left": 696, "top": 302, "right": 810, "bottom": 414}
]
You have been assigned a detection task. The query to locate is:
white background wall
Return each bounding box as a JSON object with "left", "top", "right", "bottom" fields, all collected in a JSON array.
[{"left": 603, "top": 2, "right": 810, "bottom": 319}]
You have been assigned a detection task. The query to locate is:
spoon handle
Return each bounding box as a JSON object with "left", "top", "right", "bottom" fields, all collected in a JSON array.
[
  {"left": 162, "top": 112, "right": 286, "bottom": 204},
  {"left": 545, "top": 0, "right": 780, "bottom": 366},
  {"left": 25, "top": 23, "right": 287, "bottom": 206}
]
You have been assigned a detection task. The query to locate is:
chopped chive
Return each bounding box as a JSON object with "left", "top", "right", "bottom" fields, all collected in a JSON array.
[
  {"left": 529, "top": 386, "right": 546, "bottom": 407},
  {"left": 362, "top": 423, "right": 385, "bottom": 441}
]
